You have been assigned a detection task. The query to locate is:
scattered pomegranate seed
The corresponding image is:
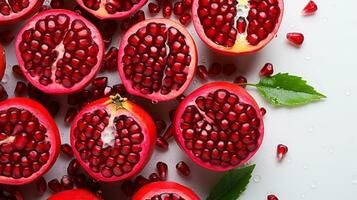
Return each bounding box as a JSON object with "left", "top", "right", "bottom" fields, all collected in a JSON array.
[
  {"left": 237, "top": 17, "right": 247, "bottom": 34},
  {"left": 162, "top": 3, "right": 172, "bottom": 18},
  {"left": 277, "top": 144, "right": 288, "bottom": 161},
  {"left": 97, "top": 20, "right": 118, "bottom": 47},
  {"left": 47, "top": 101, "right": 60, "bottom": 117},
  {"left": 27, "top": 84, "right": 50, "bottom": 104},
  {"left": 102, "top": 47, "right": 118, "bottom": 71},
  {"left": 74, "top": 173, "right": 87, "bottom": 188},
  {"left": 208, "top": 62, "right": 223, "bottom": 77},
  {"left": 148, "top": 2, "right": 161, "bottom": 14},
  {"left": 286, "top": 32, "right": 304, "bottom": 46},
  {"left": 259, "top": 63, "right": 274, "bottom": 77},
  {"left": 95, "top": 190, "right": 104, "bottom": 198},
  {"left": 92, "top": 77, "right": 108, "bottom": 90},
  {"left": 12, "top": 65, "right": 23, "bottom": 78},
  {"left": 155, "top": 120, "right": 167, "bottom": 135},
  {"left": 121, "top": 180, "right": 135, "bottom": 196},
  {"left": 134, "top": 175, "right": 150, "bottom": 188},
  {"left": 222, "top": 64, "right": 237, "bottom": 76},
  {"left": 86, "top": 179, "right": 100, "bottom": 192},
  {"left": 302, "top": 0, "right": 318, "bottom": 16},
  {"left": 50, "top": 0, "right": 64, "bottom": 9},
  {"left": 36, "top": 177, "right": 47, "bottom": 196},
  {"left": 173, "top": 2, "right": 184, "bottom": 15},
  {"left": 197, "top": 65, "right": 208, "bottom": 80},
  {"left": 149, "top": 173, "right": 161, "bottom": 182},
  {"left": 162, "top": 124, "right": 174, "bottom": 140},
  {"left": 0, "top": 30, "right": 15, "bottom": 44},
  {"left": 67, "top": 159, "right": 80, "bottom": 176},
  {"left": 179, "top": 13, "right": 191, "bottom": 25},
  {"left": 267, "top": 194, "right": 279, "bottom": 200},
  {"left": 14, "top": 81, "right": 27, "bottom": 97},
  {"left": 0, "top": 84, "right": 8, "bottom": 101},
  {"left": 260, "top": 107, "right": 267, "bottom": 116},
  {"left": 61, "top": 144, "right": 74, "bottom": 158},
  {"left": 176, "top": 161, "right": 190, "bottom": 176},
  {"left": 48, "top": 179, "right": 63, "bottom": 193},
  {"left": 156, "top": 137, "right": 169, "bottom": 150},
  {"left": 133, "top": 10, "right": 146, "bottom": 23},
  {"left": 112, "top": 84, "right": 127, "bottom": 95},
  {"left": 176, "top": 94, "right": 186, "bottom": 102},
  {"left": 156, "top": 161, "right": 168, "bottom": 180},
  {"left": 64, "top": 108, "right": 78, "bottom": 124},
  {"left": 61, "top": 175, "right": 74, "bottom": 190},
  {"left": 233, "top": 75, "right": 247, "bottom": 87}
]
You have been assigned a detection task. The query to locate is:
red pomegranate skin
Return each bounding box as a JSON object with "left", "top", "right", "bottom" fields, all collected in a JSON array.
[
  {"left": 0, "top": 44, "right": 5, "bottom": 80},
  {"left": 47, "top": 189, "right": 100, "bottom": 200},
  {"left": 0, "top": 0, "right": 44, "bottom": 25}
]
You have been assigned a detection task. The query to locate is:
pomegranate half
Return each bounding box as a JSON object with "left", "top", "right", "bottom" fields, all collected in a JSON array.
[
  {"left": 0, "top": 43, "right": 5, "bottom": 80},
  {"left": 70, "top": 94, "right": 156, "bottom": 182},
  {"left": 133, "top": 181, "right": 200, "bottom": 200},
  {"left": 174, "top": 82, "right": 264, "bottom": 171},
  {"left": 75, "top": 0, "right": 148, "bottom": 20},
  {"left": 15, "top": 9, "right": 104, "bottom": 95},
  {"left": 0, "top": 0, "right": 44, "bottom": 25},
  {"left": 118, "top": 18, "right": 198, "bottom": 102},
  {"left": 192, "top": 0, "right": 284, "bottom": 55},
  {"left": 0, "top": 98, "right": 61, "bottom": 185},
  {"left": 48, "top": 189, "right": 100, "bottom": 200}
]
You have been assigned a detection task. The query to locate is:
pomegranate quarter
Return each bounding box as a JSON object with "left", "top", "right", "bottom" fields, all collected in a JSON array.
[
  {"left": 0, "top": 98, "right": 61, "bottom": 185},
  {"left": 70, "top": 94, "right": 156, "bottom": 182},
  {"left": 174, "top": 82, "right": 264, "bottom": 171},
  {"left": 192, "top": 0, "right": 284, "bottom": 55},
  {"left": 0, "top": 0, "right": 44, "bottom": 25},
  {"left": 118, "top": 18, "right": 198, "bottom": 102},
  {"left": 15, "top": 9, "right": 104, "bottom": 95}
]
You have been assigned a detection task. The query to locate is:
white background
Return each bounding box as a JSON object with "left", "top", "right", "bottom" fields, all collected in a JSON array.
[{"left": 1, "top": 0, "right": 357, "bottom": 199}]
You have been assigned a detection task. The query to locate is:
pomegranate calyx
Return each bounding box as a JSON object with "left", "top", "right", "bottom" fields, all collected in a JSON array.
[{"left": 106, "top": 94, "right": 128, "bottom": 109}]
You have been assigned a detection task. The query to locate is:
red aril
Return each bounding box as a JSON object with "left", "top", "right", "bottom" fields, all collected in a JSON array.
[
  {"left": 0, "top": 30, "right": 15, "bottom": 44},
  {"left": 0, "top": 184, "right": 24, "bottom": 199},
  {"left": 302, "top": 0, "right": 317, "bottom": 16},
  {"left": 156, "top": 136, "right": 169, "bottom": 150},
  {"left": 260, "top": 107, "right": 267, "bottom": 116},
  {"left": 0, "top": 44, "right": 5, "bottom": 81},
  {"left": 163, "top": 4, "right": 173, "bottom": 18},
  {"left": 156, "top": 161, "right": 168, "bottom": 180},
  {"left": 148, "top": 3, "right": 161, "bottom": 14},
  {"left": 174, "top": 2, "right": 184, "bottom": 16},
  {"left": 197, "top": 65, "right": 208, "bottom": 80},
  {"left": 192, "top": 0, "right": 284, "bottom": 55},
  {"left": 0, "top": 98, "right": 60, "bottom": 185},
  {"left": 76, "top": 0, "right": 147, "bottom": 20},
  {"left": 259, "top": 63, "right": 274, "bottom": 77},
  {"left": 118, "top": 19, "right": 198, "bottom": 102},
  {"left": 268, "top": 194, "right": 279, "bottom": 200},
  {"left": 70, "top": 94, "right": 156, "bottom": 182},
  {"left": 286, "top": 32, "right": 304, "bottom": 46},
  {"left": 14, "top": 81, "right": 28, "bottom": 97},
  {"left": 48, "top": 189, "right": 100, "bottom": 200},
  {"left": 179, "top": 13, "right": 191, "bottom": 25},
  {"left": 121, "top": 180, "right": 135, "bottom": 196},
  {"left": 15, "top": 9, "right": 104, "bottom": 95},
  {"left": 233, "top": 75, "right": 247, "bottom": 86},
  {"left": 36, "top": 176, "right": 47, "bottom": 196},
  {"left": 61, "top": 144, "right": 74, "bottom": 158},
  {"left": 133, "top": 181, "right": 200, "bottom": 200},
  {"left": 0, "top": 0, "right": 44, "bottom": 25},
  {"left": 277, "top": 144, "right": 288, "bottom": 161},
  {"left": 208, "top": 62, "right": 222, "bottom": 77},
  {"left": 174, "top": 82, "right": 264, "bottom": 171},
  {"left": 176, "top": 161, "right": 190, "bottom": 176},
  {"left": 12, "top": 65, "right": 24, "bottom": 79}
]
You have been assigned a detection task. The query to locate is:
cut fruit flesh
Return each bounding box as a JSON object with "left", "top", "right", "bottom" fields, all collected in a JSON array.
[{"left": 0, "top": 0, "right": 44, "bottom": 25}]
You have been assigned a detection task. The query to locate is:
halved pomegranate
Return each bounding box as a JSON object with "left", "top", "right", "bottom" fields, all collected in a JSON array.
[
  {"left": 0, "top": 0, "right": 44, "bottom": 25},
  {"left": 118, "top": 18, "right": 197, "bottom": 102},
  {"left": 70, "top": 94, "right": 156, "bottom": 182},
  {"left": 192, "top": 0, "right": 284, "bottom": 55},
  {"left": 133, "top": 181, "right": 200, "bottom": 200},
  {"left": 174, "top": 82, "right": 264, "bottom": 171},
  {"left": 0, "top": 43, "right": 5, "bottom": 80},
  {"left": 48, "top": 189, "right": 100, "bottom": 200},
  {"left": 75, "top": 0, "right": 148, "bottom": 20},
  {"left": 0, "top": 98, "right": 61, "bottom": 185},
  {"left": 15, "top": 9, "right": 104, "bottom": 95}
]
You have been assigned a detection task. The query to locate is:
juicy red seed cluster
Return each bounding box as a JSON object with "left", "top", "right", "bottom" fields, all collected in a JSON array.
[
  {"left": 74, "top": 109, "right": 144, "bottom": 178},
  {"left": 0, "top": 107, "right": 51, "bottom": 179},
  {"left": 0, "top": 0, "right": 29, "bottom": 16},
  {"left": 122, "top": 22, "right": 192, "bottom": 95},
  {"left": 197, "top": 0, "right": 280, "bottom": 47},
  {"left": 180, "top": 89, "right": 261, "bottom": 167},
  {"left": 83, "top": 0, "right": 140, "bottom": 14},
  {"left": 149, "top": 193, "right": 185, "bottom": 200},
  {"left": 18, "top": 14, "right": 99, "bottom": 88}
]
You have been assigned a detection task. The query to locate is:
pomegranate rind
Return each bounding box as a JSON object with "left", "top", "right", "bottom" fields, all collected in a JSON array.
[
  {"left": 117, "top": 18, "right": 198, "bottom": 102},
  {"left": 0, "top": 44, "right": 5, "bottom": 80},
  {"left": 191, "top": 0, "right": 284, "bottom": 56},
  {"left": 48, "top": 189, "right": 100, "bottom": 200},
  {"left": 70, "top": 97, "right": 156, "bottom": 182},
  {"left": 133, "top": 181, "right": 200, "bottom": 200},
  {"left": 15, "top": 9, "right": 104, "bottom": 95},
  {"left": 174, "top": 82, "right": 264, "bottom": 171},
  {"left": 75, "top": 0, "right": 148, "bottom": 20},
  {"left": 0, "top": 98, "right": 61, "bottom": 185},
  {"left": 0, "top": 0, "right": 44, "bottom": 25}
]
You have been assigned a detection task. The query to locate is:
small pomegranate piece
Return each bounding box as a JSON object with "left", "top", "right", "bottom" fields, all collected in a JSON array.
[
  {"left": 302, "top": 1, "right": 318, "bottom": 16},
  {"left": 64, "top": 108, "right": 78, "bottom": 124},
  {"left": 162, "top": 124, "right": 174, "bottom": 140},
  {"left": 156, "top": 137, "right": 169, "bottom": 150},
  {"left": 14, "top": 81, "right": 28, "bottom": 97},
  {"left": 155, "top": 120, "right": 167, "bottom": 135},
  {"left": 51, "top": 0, "right": 65, "bottom": 9},
  {"left": 156, "top": 161, "right": 168, "bottom": 180},
  {"left": 121, "top": 180, "right": 135, "bottom": 196},
  {"left": 61, "top": 175, "right": 74, "bottom": 190},
  {"left": 67, "top": 159, "right": 81, "bottom": 176},
  {"left": 176, "top": 161, "right": 190, "bottom": 176},
  {"left": 259, "top": 63, "right": 274, "bottom": 77},
  {"left": 12, "top": 65, "right": 24, "bottom": 78},
  {"left": 233, "top": 75, "right": 247, "bottom": 86},
  {"left": 148, "top": 3, "right": 161, "bottom": 14},
  {"left": 268, "top": 194, "right": 279, "bottom": 200},
  {"left": 287, "top": 32, "right": 304, "bottom": 46},
  {"left": 48, "top": 179, "right": 63, "bottom": 193},
  {"left": 48, "top": 189, "right": 100, "bottom": 200},
  {"left": 208, "top": 63, "right": 222, "bottom": 77},
  {"left": 179, "top": 13, "right": 192, "bottom": 25},
  {"left": 149, "top": 173, "right": 161, "bottom": 182},
  {"left": 36, "top": 177, "right": 47, "bottom": 196},
  {"left": 277, "top": 144, "right": 288, "bottom": 161},
  {"left": 197, "top": 65, "right": 208, "bottom": 80},
  {"left": 0, "top": 0, "right": 44, "bottom": 25},
  {"left": 133, "top": 10, "right": 146, "bottom": 23},
  {"left": 61, "top": 144, "right": 74, "bottom": 158},
  {"left": 260, "top": 107, "right": 267, "bottom": 116},
  {"left": 163, "top": 4, "right": 173, "bottom": 18},
  {"left": 0, "top": 30, "right": 15, "bottom": 44}
]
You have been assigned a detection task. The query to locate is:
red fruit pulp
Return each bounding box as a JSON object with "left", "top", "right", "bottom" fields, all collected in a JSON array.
[
  {"left": 192, "top": 0, "right": 284, "bottom": 55},
  {"left": 15, "top": 9, "right": 104, "bottom": 95},
  {"left": 0, "top": 98, "right": 61, "bottom": 185},
  {"left": 133, "top": 181, "right": 200, "bottom": 200},
  {"left": 0, "top": 44, "right": 5, "bottom": 81},
  {"left": 70, "top": 94, "right": 156, "bottom": 182},
  {"left": 76, "top": 0, "right": 148, "bottom": 20},
  {"left": 118, "top": 18, "right": 198, "bottom": 102},
  {"left": 174, "top": 82, "right": 264, "bottom": 171},
  {"left": 48, "top": 189, "right": 100, "bottom": 200},
  {"left": 0, "top": 0, "right": 44, "bottom": 25}
]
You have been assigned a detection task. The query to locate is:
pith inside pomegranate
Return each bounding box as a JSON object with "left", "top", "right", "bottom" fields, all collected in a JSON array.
[
  {"left": 70, "top": 94, "right": 156, "bottom": 182},
  {"left": 0, "top": 0, "right": 44, "bottom": 25},
  {"left": 174, "top": 82, "right": 264, "bottom": 171},
  {"left": 133, "top": 181, "right": 200, "bottom": 200},
  {"left": 192, "top": 0, "right": 284, "bottom": 55},
  {"left": 15, "top": 9, "right": 104, "bottom": 95},
  {"left": 48, "top": 189, "right": 100, "bottom": 200},
  {"left": 0, "top": 98, "right": 60, "bottom": 185},
  {"left": 0, "top": 44, "right": 5, "bottom": 80},
  {"left": 118, "top": 18, "right": 197, "bottom": 102},
  {"left": 76, "top": 0, "right": 148, "bottom": 20}
]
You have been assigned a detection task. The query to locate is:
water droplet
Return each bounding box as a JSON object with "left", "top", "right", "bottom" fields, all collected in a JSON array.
[
  {"left": 305, "top": 56, "right": 311, "bottom": 61},
  {"left": 327, "top": 147, "right": 334, "bottom": 155},
  {"left": 322, "top": 17, "right": 328, "bottom": 22},
  {"left": 253, "top": 175, "right": 261, "bottom": 183},
  {"left": 151, "top": 99, "right": 159, "bottom": 104},
  {"left": 1, "top": 74, "right": 8, "bottom": 84},
  {"left": 308, "top": 126, "right": 314, "bottom": 133},
  {"left": 193, "top": 80, "right": 198, "bottom": 85},
  {"left": 303, "top": 165, "right": 309, "bottom": 170},
  {"left": 352, "top": 175, "right": 357, "bottom": 185},
  {"left": 345, "top": 90, "right": 351, "bottom": 96},
  {"left": 289, "top": 24, "right": 296, "bottom": 28},
  {"left": 300, "top": 194, "right": 306, "bottom": 199},
  {"left": 311, "top": 181, "right": 318, "bottom": 189}
]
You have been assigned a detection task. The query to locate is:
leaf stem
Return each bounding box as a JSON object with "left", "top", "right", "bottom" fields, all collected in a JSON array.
[{"left": 236, "top": 83, "right": 258, "bottom": 87}]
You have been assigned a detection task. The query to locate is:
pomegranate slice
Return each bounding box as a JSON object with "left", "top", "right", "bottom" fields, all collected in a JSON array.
[
  {"left": 15, "top": 9, "right": 104, "bottom": 95},
  {"left": 0, "top": 43, "right": 5, "bottom": 80},
  {"left": 133, "top": 181, "right": 200, "bottom": 200},
  {"left": 76, "top": 0, "right": 148, "bottom": 20},
  {"left": 48, "top": 189, "right": 100, "bottom": 200},
  {"left": 0, "top": 98, "right": 61, "bottom": 185},
  {"left": 70, "top": 94, "right": 156, "bottom": 182},
  {"left": 0, "top": 0, "right": 44, "bottom": 25},
  {"left": 118, "top": 18, "right": 198, "bottom": 102},
  {"left": 192, "top": 0, "right": 284, "bottom": 55},
  {"left": 174, "top": 82, "right": 264, "bottom": 171}
]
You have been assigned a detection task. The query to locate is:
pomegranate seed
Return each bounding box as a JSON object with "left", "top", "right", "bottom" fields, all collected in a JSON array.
[
  {"left": 47, "top": 101, "right": 60, "bottom": 117},
  {"left": 222, "top": 64, "right": 237, "bottom": 76},
  {"left": 162, "top": 124, "right": 174, "bottom": 140},
  {"left": 176, "top": 94, "right": 186, "bottom": 102},
  {"left": 173, "top": 2, "right": 184, "bottom": 15},
  {"left": 121, "top": 180, "right": 135, "bottom": 196},
  {"left": 98, "top": 20, "right": 118, "bottom": 47},
  {"left": 156, "top": 137, "right": 169, "bottom": 150},
  {"left": 179, "top": 13, "right": 191, "bottom": 25},
  {"left": 61, "top": 144, "right": 74, "bottom": 158},
  {"left": 61, "top": 175, "right": 74, "bottom": 190},
  {"left": 64, "top": 108, "right": 78, "bottom": 124},
  {"left": 133, "top": 10, "right": 146, "bottom": 23},
  {"left": 302, "top": 1, "right": 318, "bottom": 15},
  {"left": 259, "top": 63, "right": 274, "bottom": 77},
  {"left": 48, "top": 179, "right": 63, "bottom": 193},
  {"left": 0, "top": 84, "right": 8, "bottom": 101},
  {"left": 148, "top": 2, "right": 161, "bottom": 14},
  {"left": 268, "top": 194, "right": 279, "bottom": 200},
  {"left": 86, "top": 179, "right": 100, "bottom": 192},
  {"left": 277, "top": 144, "right": 288, "bottom": 161},
  {"left": 92, "top": 77, "right": 108, "bottom": 90},
  {"left": 197, "top": 65, "right": 208, "bottom": 80},
  {"left": 237, "top": 17, "right": 247, "bottom": 34},
  {"left": 112, "top": 84, "right": 127, "bottom": 95},
  {"left": 12, "top": 65, "right": 24, "bottom": 78},
  {"left": 208, "top": 63, "right": 222, "bottom": 76},
  {"left": 74, "top": 173, "right": 87, "bottom": 188},
  {"left": 36, "top": 177, "right": 47, "bottom": 196},
  {"left": 233, "top": 75, "right": 247, "bottom": 87},
  {"left": 67, "top": 159, "right": 80, "bottom": 175},
  {"left": 134, "top": 175, "right": 150, "bottom": 188},
  {"left": 50, "top": 0, "right": 64, "bottom": 9},
  {"left": 156, "top": 161, "right": 168, "bottom": 180},
  {"left": 28, "top": 84, "right": 50, "bottom": 104},
  {"left": 95, "top": 190, "right": 104, "bottom": 198},
  {"left": 155, "top": 120, "right": 167, "bottom": 135},
  {"left": 14, "top": 81, "right": 27, "bottom": 97},
  {"left": 102, "top": 47, "right": 118, "bottom": 71},
  {"left": 149, "top": 173, "right": 161, "bottom": 182},
  {"left": 0, "top": 30, "right": 15, "bottom": 44},
  {"left": 121, "top": 18, "right": 132, "bottom": 31},
  {"left": 183, "top": 0, "right": 192, "bottom": 6},
  {"left": 286, "top": 32, "right": 304, "bottom": 46},
  {"left": 260, "top": 107, "right": 267, "bottom": 116},
  {"left": 163, "top": 3, "right": 172, "bottom": 18},
  {"left": 176, "top": 161, "right": 190, "bottom": 176}
]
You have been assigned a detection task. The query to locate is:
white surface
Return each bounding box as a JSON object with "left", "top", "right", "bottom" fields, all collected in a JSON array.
[{"left": 1, "top": 0, "right": 357, "bottom": 199}]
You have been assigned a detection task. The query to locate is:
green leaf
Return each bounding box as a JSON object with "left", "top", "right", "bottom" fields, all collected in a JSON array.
[
  {"left": 256, "top": 73, "right": 326, "bottom": 106},
  {"left": 206, "top": 165, "right": 255, "bottom": 200}
]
